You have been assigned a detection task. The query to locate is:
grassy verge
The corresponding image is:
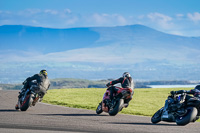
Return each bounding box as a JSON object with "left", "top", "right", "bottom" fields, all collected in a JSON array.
[{"left": 43, "top": 87, "right": 200, "bottom": 121}]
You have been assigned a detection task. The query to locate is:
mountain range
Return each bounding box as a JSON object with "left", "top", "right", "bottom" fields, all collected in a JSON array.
[{"left": 0, "top": 24, "right": 200, "bottom": 83}]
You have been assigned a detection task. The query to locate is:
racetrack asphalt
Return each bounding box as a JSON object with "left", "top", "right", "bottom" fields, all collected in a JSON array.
[{"left": 0, "top": 90, "right": 200, "bottom": 133}]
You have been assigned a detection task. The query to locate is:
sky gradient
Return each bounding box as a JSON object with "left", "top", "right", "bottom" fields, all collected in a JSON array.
[{"left": 0, "top": 0, "right": 200, "bottom": 37}]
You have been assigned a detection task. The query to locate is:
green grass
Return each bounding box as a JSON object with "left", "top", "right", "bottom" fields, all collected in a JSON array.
[
  {"left": 43, "top": 88, "right": 105, "bottom": 110},
  {"left": 43, "top": 87, "right": 200, "bottom": 122}
]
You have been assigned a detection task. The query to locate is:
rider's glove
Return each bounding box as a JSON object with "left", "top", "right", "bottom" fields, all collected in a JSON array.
[
  {"left": 22, "top": 80, "right": 26, "bottom": 85},
  {"left": 170, "top": 91, "right": 176, "bottom": 95},
  {"left": 106, "top": 83, "right": 111, "bottom": 87}
]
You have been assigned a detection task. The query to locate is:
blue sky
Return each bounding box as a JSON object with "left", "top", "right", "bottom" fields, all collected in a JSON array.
[{"left": 0, "top": 0, "right": 200, "bottom": 36}]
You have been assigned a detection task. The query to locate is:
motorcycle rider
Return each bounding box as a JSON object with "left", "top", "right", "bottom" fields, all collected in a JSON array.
[
  {"left": 15, "top": 70, "right": 50, "bottom": 109},
  {"left": 170, "top": 85, "right": 200, "bottom": 121},
  {"left": 170, "top": 85, "right": 200, "bottom": 100},
  {"left": 106, "top": 72, "right": 134, "bottom": 107}
]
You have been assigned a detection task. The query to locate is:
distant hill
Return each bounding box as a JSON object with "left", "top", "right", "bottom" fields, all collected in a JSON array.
[
  {"left": 1, "top": 78, "right": 199, "bottom": 90},
  {"left": 0, "top": 25, "right": 100, "bottom": 53},
  {"left": 0, "top": 78, "right": 147, "bottom": 90},
  {"left": 50, "top": 78, "right": 108, "bottom": 89},
  {"left": 1, "top": 24, "right": 200, "bottom": 53},
  {"left": 0, "top": 24, "right": 200, "bottom": 83}
]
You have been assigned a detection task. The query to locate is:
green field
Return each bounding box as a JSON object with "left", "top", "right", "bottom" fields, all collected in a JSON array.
[{"left": 43, "top": 87, "right": 200, "bottom": 122}]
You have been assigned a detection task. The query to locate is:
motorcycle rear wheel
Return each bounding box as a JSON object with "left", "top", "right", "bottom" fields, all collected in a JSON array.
[
  {"left": 151, "top": 108, "right": 163, "bottom": 124},
  {"left": 109, "top": 99, "right": 124, "bottom": 116},
  {"left": 176, "top": 107, "right": 198, "bottom": 126}
]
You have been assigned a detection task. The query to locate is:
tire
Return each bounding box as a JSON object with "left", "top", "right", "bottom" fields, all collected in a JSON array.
[
  {"left": 151, "top": 108, "right": 163, "bottom": 124},
  {"left": 96, "top": 102, "right": 103, "bottom": 114},
  {"left": 20, "top": 94, "right": 33, "bottom": 111},
  {"left": 109, "top": 99, "right": 124, "bottom": 116},
  {"left": 176, "top": 107, "right": 198, "bottom": 126}
]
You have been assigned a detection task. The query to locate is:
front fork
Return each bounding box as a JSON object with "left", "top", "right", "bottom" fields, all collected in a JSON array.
[
  {"left": 162, "top": 99, "right": 177, "bottom": 122},
  {"left": 161, "top": 100, "right": 169, "bottom": 119}
]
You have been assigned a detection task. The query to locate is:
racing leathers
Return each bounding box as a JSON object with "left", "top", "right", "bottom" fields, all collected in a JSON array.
[
  {"left": 106, "top": 76, "right": 134, "bottom": 107},
  {"left": 170, "top": 86, "right": 200, "bottom": 121},
  {"left": 171, "top": 88, "right": 200, "bottom": 101},
  {"left": 20, "top": 73, "right": 50, "bottom": 98}
]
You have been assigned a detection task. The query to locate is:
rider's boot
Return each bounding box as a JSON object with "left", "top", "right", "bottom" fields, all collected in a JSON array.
[
  {"left": 15, "top": 101, "right": 20, "bottom": 110},
  {"left": 39, "top": 98, "right": 43, "bottom": 102},
  {"left": 124, "top": 103, "right": 129, "bottom": 108},
  {"left": 15, "top": 104, "right": 19, "bottom": 110}
]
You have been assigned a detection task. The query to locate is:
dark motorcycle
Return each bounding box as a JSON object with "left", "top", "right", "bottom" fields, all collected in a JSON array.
[
  {"left": 151, "top": 92, "right": 200, "bottom": 125},
  {"left": 15, "top": 84, "right": 44, "bottom": 111},
  {"left": 96, "top": 86, "right": 132, "bottom": 116}
]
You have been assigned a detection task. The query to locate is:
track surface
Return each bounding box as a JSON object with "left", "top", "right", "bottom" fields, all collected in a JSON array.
[{"left": 0, "top": 90, "right": 200, "bottom": 133}]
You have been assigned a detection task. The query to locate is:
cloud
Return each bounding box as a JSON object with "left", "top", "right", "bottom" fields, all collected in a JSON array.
[
  {"left": 116, "top": 15, "right": 127, "bottom": 24},
  {"left": 92, "top": 13, "right": 108, "bottom": 24},
  {"left": 64, "top": 9, "right": 71, "bottom": 14},
  {"left": 187, "top": 12, "right": 200, "bottom": 23},
  {"left": 44, "top": 9, "right": 58, "bottom": 15},
  {"left": 64, "top": 16, "right": 79, "bottom": 25},
  {"left": 91, "top": 13, "right": 127, "bottom": 26},
  {"left": 0, "top": 9, "right": 200, "bottom": 36},
  {"left": 176, "top": 14, "right": 184, "bottom": 17},
  {"left": 147, "top": 12, "right": 173, "bottom": 29},
  {"left": 0, "top": 8, "right": 79, "bottom": 28},
  {"left": 148, "top": 13, "right": 172, "bottom": 21},
  {"left": 31, "top": 20, "right": 39, "bottom": 24},
  {"left": 168, "top": 30, "right": 184, "bottom": 36},
  {"left": 26, "top": 9, "right": 41, "bottom": 14}
]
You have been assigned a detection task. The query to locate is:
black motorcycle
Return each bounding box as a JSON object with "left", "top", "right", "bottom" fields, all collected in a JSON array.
[
  {"left": 15, "top": 84, "right": 44, "bottom": 111},
  {"left": 151, "top": 92, "right": 200, "bottom": 125}
]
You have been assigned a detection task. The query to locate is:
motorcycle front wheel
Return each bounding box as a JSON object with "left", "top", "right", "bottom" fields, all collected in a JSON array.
[
  {"left": 96, "top": 102, "right": 103, "bottom": 114},
  {"left": 151, "top": 107, "right": 163, "bottom": 124},
  {"left": 20, "top": 94, "right": 33, "bottom": 111}
]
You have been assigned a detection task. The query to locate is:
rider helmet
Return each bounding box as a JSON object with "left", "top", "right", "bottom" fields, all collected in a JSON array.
[
  {"left": 40, "top": 70, "right": 48, "bottom": 76},
  {"left": 123, "top": 72, "right": 131, "bottom": 78},
  {"left": 194, "top": 85, "right": 200, "bottom": 91}
]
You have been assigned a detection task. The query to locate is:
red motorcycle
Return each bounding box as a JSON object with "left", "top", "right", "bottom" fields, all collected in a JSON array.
[{"left": 96, "top": 86, "right": 133, "bottom": 116}]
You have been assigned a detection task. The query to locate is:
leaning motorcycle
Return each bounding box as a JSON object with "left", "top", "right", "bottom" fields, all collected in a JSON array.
[
  {"left": 151, "top": 92, "right": 200, "bottom": 126},
  {"left": 96, "top": 86, "right": 132, "bottom": 116},
  {"left": 15, "top": 84, "right": 44, "bottom": 111}
]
